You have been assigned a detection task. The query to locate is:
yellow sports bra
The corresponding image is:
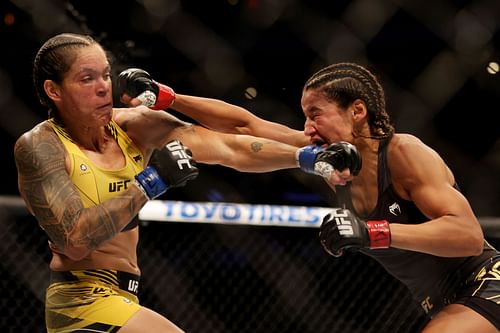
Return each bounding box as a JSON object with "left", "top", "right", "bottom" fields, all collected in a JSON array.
[{"left": 49, "top": 118, "right": 145, "bottom": 210}]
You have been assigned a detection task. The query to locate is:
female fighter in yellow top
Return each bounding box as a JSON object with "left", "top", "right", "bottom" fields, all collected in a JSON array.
[{"left": 14, "top": 33, "right": 358, "bottom": 333}]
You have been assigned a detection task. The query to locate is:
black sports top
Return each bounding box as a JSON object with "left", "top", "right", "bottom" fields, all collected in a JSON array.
[{"left": 335, "top": 138, "right": 498, "bottom": 316}]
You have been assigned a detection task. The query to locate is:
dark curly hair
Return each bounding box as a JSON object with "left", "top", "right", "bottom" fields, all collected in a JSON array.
[{"left": 304, "top": 62, "right": 394, "bottom": 139}]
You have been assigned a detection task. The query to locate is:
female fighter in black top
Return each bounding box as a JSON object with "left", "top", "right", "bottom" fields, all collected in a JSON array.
[{"left": 134, "top": 62, "right": 500, "bottom": 333}]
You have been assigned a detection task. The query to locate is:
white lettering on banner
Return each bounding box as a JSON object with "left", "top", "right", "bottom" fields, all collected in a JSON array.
[{"left": 139, "top": 200, "right": 333, "bottom": 228}]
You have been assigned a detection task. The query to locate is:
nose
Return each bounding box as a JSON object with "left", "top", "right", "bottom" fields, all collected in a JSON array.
[
  {"left": 303, "top": 118, "right": 316, "bottom": 136},
  {"left": 97, "top": 77, "right": 111, "bottom": 97}
]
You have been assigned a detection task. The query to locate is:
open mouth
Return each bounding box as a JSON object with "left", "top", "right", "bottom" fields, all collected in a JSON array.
[{"left": 312, "top": 139, "right": 327, "bottom": 147}]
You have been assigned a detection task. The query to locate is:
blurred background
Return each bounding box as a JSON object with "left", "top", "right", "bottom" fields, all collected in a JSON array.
[
  {"left": 1, "top": 0, "right": 500, "bottom": 332},
  {"left": 1, "top": 0, "right": 500, "bottom": 213}
]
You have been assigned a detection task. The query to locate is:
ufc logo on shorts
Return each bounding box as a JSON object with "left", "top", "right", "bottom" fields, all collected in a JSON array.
[
  {"left": 420, "top": 296, "right": 433, "bottom": 314},
  {"left": 333, "top": 210, "right": 354, "bottom": 236},
  {"left": 166, "top": 141, "right": 193, "bottom": 170},
  {"left": 128, "top": 280, "right": 139, "bottom": 294}
]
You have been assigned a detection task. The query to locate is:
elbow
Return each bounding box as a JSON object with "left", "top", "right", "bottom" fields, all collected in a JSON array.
[
  {"left": 465, "top": 226, "right": 485, "bottom": 256},
  {"left": 235, "top": 126, "right": 253, "bottom": 136},
  {"left": 44, "top": 207, "right": 100, "bottom": 261},
  {"left": 59, "top": 213, "right": 95, "bottom": 261},
  {"left": 469, "top": 235, "right": 485, "bottom": 256},
  {"left": 55, "top": 240, "right": 91, "bottom": 261},
  {"left": 64, "top": 245, "right": 91, "bottom": 261},
  {"left": 54, "top": 229, "right": 92, "bottom": 261}
]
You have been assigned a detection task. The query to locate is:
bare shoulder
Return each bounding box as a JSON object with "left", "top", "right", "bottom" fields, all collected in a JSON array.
[
  {"left": 15, "top": 121, "right": 68, "bottom": 214},
  {"left": 388, "top": 133, "right": 442, "bottom": 166},
  {"left": 14, "top": 121, "right": 64, "bottom": 168},
  {"left": 388, "top": 133, "right": 453, "bottom": 189},
  {"left": 15, "top": 121, "right": 53, "bottom": 147}
]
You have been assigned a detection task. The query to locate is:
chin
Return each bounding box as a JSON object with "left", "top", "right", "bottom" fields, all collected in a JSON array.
[{"left": 99, "top": 110, "right": 113, "bottom": 123}]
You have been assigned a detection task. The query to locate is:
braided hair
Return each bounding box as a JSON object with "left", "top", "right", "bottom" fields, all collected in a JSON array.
[
  {"left": 32, "top": 33, "right": 98, "bottom": 119},
  {"left": 304, "top": 62, "right": 394, "bottom": 139}
]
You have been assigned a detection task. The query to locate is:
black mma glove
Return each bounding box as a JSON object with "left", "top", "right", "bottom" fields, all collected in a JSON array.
[
  {"left": 319, "top": 208, "right": 390, "bottom": 257},
  {"left": 116, "top": 68, "right": 176, "bottom": 110},
  {"left": 297, "top": 141, "right": 362, "bottom": 177},
  {"left": 135, "top": 140, "right": 199, "bottom": 199}
]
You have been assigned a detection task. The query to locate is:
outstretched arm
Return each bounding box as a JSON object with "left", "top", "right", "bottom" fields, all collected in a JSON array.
[
  {"left": 115, "top": 106, "right": 299, "bottom": 172},
  {"left": 114, "top": 106, "right": 360, "bottom": 180},
  {"left": 172, "top": 94, "right": 309, "bottom": 148},
  {"left": 171, "top": 123, "right": 299, "bottom": 172},
  {"left": 116, "top": 68, "right": 309, "bottom": 147}
]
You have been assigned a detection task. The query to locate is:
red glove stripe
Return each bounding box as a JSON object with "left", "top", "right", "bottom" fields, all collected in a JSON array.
[
  {"left": 152, "top": 82, "right": 176, "bottom": 110},
  {"left": 366, "top": 220, "right": 391, "bottom": 249}
]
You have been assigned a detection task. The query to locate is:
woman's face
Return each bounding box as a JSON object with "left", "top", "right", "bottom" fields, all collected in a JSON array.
[
  {"left": 52, "top": 44, "right": 113, "bottom": 127},
  {"left": 301, "top": 88, "right": 354, "bottom": 147}
]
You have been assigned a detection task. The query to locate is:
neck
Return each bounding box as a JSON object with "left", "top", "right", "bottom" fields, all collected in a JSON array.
[
  {"left": 65, "top": 122, "right": 111, "bottom": 152},
  {"left": 352, "top": 136, "right": 379, "bottom": 154}
]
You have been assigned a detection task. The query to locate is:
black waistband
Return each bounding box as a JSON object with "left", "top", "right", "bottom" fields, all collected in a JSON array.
[{"left": 50, "top": 269, "right": 140, "bottom": 296}]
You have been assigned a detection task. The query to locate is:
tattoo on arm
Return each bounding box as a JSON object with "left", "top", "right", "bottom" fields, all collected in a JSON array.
[
  {"left": 15, "top": 125, "right": 145, "bottom": 254},
  {"left": 250, "top": 142, "right": 263, "bottom": 152}
]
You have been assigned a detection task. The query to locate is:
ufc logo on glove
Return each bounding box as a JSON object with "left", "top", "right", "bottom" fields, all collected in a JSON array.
[
  {"left": 331, "top": 210, "right": 354, "bottom": 236},
  {"left": 166, "top": 140, "right": 194, "bottom": 169}
]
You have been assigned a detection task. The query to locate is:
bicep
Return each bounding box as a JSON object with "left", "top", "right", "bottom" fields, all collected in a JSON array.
[
  {"left": 409, "top": 178, "right": 473, "bottom": 221},
  {"left": 114, "top": 106, "right": 192, "bottom": 155},
  {"left": 168, "top": 125, "right": 233, "bottom": 165}
]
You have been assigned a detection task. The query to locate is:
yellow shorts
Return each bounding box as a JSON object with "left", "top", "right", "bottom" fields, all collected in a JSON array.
[{"left": 45, "top": 269, "right": 142, "bottom": 333}]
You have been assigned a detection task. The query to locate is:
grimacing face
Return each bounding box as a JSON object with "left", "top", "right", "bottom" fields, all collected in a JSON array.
[
  {"left": 301, "top": 89, "right": 355, "bottom": 146},
  {"left": 52, "top": 44, "right": 114, "bottom": 127}
]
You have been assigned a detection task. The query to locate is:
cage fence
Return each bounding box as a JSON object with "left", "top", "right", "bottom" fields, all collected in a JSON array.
[{"left": 3, "top": 197, "right": 499, "bottom": 333}]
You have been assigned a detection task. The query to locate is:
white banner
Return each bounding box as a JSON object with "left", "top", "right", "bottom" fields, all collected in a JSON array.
[{"left": 139, "top": 200, "right": 333, "bottom": 228}]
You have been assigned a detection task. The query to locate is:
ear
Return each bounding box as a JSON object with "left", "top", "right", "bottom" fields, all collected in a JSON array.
[
  {"left": 43, "top": 80, "right": 62, "bottom": 102},
  {"left": 352, "top": 99, "right": 367, "bottom": 121}
]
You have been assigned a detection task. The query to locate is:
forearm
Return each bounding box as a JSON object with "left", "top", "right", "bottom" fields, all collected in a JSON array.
[
  {"left": 68, "top": 186, "right": 147, "bottom": 255},
  {"left": 174, "top": 94, "right": 309, "bottom": 147},
  {"left": 228, "top": 135, "right": 300, "bottom": 172},
  {"left": 36, "top": 185, "right": 147, "bottom": 260},
  {"left": 183, "top": 127, "right": 360, "bottom": 176},
  {"left": 116, "top": 69, "right": 308, "bottom": 146},
  {"left": 389, "top": 217, "right": 484, "bottom": 257},
  {"left": 189, "top": 131, "right": 299, "bottom": 172},
  {"left": 16, "top": 132, "right": 145, "bottom": 259},
  {"left": 173, "top": 94, "right": 253, "bottom": 134}
]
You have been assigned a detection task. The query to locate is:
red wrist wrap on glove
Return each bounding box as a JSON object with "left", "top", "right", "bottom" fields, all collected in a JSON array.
[
  {"left": 366, "top": 220, "right": 391, "bottom": 249},
  {"left": 152, "top": 82, "right": 176, "bottom": 110}
]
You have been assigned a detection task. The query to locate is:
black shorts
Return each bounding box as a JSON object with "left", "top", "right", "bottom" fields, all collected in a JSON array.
[{"left": 455, "top": 255, "right": 500, "bottom": 329}]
